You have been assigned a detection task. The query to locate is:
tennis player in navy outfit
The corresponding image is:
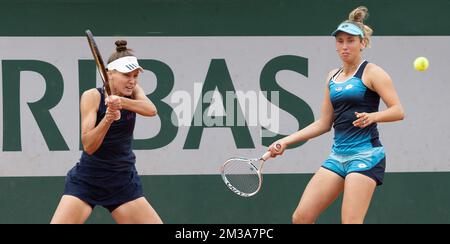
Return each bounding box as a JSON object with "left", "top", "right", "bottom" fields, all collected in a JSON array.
[
  {"left": 51, "top": 40, "right": 162, "bottom": 224},
  {"left": 268, "top": 6, "right": 404, "bottom": 223}
]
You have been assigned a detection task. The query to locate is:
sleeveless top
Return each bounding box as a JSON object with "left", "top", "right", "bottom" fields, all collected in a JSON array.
[
  {"left": 78, "top": 88, "right": 137, "bottom": 171},
  {"left": 329, "top": 61, "right": 382, "bottom": 155}
]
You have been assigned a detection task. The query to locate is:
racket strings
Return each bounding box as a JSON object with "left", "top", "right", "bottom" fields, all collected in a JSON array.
[{"left": 223, "top": 160, "right": 260, "bottom": 194}]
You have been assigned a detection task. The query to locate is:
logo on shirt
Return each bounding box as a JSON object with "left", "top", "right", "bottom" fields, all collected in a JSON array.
[
  {"left": 335, "top": 87, "right": 343, "bottom": 92},
  {"left": 345, "top": 84, "right": 353, "bottom": 90},
  {"left": 357, "top": 163, "right": 368, "bottom": 169}
]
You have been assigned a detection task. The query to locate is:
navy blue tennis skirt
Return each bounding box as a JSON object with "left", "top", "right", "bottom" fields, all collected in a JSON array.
[{"left": 63, "top": 163, "right": 144, "bottom": 211}]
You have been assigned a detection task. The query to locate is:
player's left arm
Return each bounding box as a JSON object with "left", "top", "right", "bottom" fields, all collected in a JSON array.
[
  {"left": 121, "top": 84, "right": 157, "bottom": 117},
  {"left": 354, "top": 64, "right": 405, "bottom": 127}
]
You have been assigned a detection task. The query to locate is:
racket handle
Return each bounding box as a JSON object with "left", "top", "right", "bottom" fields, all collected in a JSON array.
[
  {"left": 261, "top": 151, "right": 272, "bottom": 161},
  {"left": 262, "top": 143, "right": 282, "bottom": 161}
]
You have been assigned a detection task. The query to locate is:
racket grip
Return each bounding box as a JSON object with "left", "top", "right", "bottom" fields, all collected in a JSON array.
[{"left": 261, "top": 151, "right": 272, "bottom": 161}]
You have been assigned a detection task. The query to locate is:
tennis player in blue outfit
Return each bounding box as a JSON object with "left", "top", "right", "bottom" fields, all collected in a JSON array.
[
  {"left": 51, "top": 40, "right": 162, "bottom": 224},
  {"left": 268, "top": 6, "right": 404, "bottom": 224}
]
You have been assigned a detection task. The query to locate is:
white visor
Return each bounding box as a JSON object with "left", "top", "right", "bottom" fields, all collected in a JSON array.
[{"left": 107, "top": 56, "right": 143, "bottom": 73}]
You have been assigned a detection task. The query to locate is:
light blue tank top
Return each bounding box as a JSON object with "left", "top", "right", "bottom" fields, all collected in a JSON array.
[{"left": 329, "top": 61, "right": 382, "bottom": 155}]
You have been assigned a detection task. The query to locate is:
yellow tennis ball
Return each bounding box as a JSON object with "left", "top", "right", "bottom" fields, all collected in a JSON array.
[{"left": 414, "top": 57, "right": 429, "bottom": 71}]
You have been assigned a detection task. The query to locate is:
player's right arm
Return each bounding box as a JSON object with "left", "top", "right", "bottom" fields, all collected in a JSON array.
[
  {"left": 81, "top": 89, "right": 120, "bottom": 155},
  {"left": 268, "top": 69, "right": 337, "bottom": 156}
]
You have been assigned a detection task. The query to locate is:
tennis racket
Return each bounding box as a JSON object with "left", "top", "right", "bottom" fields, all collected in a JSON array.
[
  {"left": 220, "top": 144, "right": 280, "bottom": 197},
  {"left": 85, "top": 29, "right": 111, "bottom": 96}
]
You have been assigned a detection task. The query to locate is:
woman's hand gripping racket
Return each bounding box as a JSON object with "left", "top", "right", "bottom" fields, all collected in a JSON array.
[{"left": 220, "top": 144, "right": 281, "bottom": 197}]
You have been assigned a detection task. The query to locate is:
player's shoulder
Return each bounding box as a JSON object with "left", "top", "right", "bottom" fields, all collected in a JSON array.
[
  {"left": 364, "top": 62, "right": 392, "bottom": 82},
  {"left": 365, "top": 62, "right": 388, "bottom": 76},
  {"left": 325, "top": 68, "right": 341, "bottom": 83},
  {"left": 82, "top": 88, "right": 101, "bottom": 97},
  {"left": 81, "top": 88, "right": 101, "bottom": 103},
  {"left": 363, "top": 62, "right": 393, "bottom": 88},
  {"left": 327, "top": 68, "right": 341, "bottom": 77}
]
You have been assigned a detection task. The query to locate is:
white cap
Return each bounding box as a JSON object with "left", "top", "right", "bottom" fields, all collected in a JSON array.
[{"left": 107, "top": 56, "right": 143, "bottom": 73}]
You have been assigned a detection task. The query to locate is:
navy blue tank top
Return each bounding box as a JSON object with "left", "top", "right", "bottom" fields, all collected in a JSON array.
[
  {"left": 79, "top": 88, "right": 136, "bottom": 171},
  {"left": 329, "top": 61, "right": 382, "bottom": 155}
]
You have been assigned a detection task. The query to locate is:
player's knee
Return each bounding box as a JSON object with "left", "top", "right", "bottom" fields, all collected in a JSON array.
[{"left": 292, "top": 210, "right": 316, "bottom": 224}]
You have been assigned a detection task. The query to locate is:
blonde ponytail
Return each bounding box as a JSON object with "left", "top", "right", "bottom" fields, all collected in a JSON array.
[{"left": 347, "top": 6, "right": 373, "bottom": 47}]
